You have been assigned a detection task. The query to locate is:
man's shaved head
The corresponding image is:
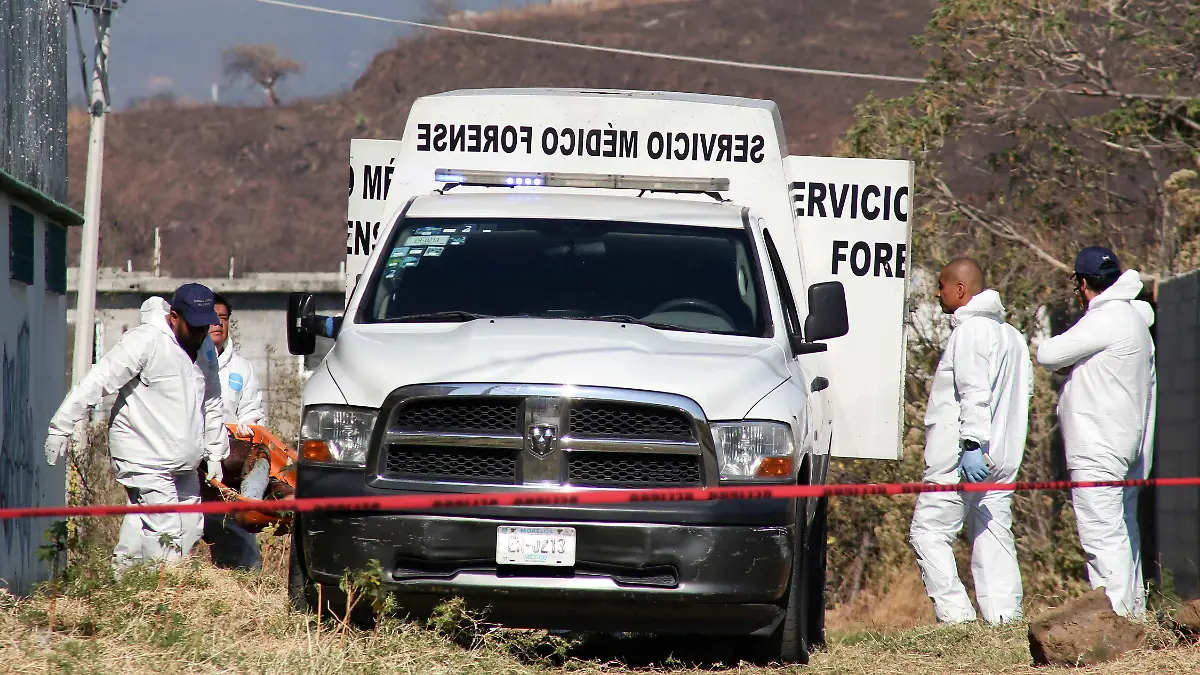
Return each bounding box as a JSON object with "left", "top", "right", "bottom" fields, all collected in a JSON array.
[
  {"left": 944, "top": 258, "right": 986, "bottom": 293},
  {"left": 936, "top": 257, "right": 987, "bottom": 314}
]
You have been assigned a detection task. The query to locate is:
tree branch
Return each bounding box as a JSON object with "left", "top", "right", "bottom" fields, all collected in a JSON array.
[{"left": 933, "top": 178, "right": 1073, "bottom": 274}]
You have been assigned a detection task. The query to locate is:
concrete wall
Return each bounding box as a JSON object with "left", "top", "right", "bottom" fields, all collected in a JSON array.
[
  {"left": 0, "top": 194, "right": 69, "bottom": 594},
  {"left": 0, "top": 0, "right": 68, "bottom": 203},
  {"left": 1154, "top": 271, "right": 1200, "bottom": 599},
  {"left": 67, "top": 269, "right": 344, "bottom": 440},
  {"left": 0, "top": 0, "right": 72, "bottom": 596}
]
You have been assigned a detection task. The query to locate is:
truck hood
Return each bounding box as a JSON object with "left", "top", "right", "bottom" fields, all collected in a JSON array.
[{"left": 323, "top": 318, "right": 789, "bottom": 420}]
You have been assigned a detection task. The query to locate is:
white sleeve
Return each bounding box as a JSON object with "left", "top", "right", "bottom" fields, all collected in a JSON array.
[
  {"left": 202, "top": 342, "right": 230, "bottom": 461},
  {"left": 48, "top": 330, "right": 151, "bottom": 437},
  {"left": 1036, "top": 312, "right": 1110, "bottom": 370},
  {"left": 951, "top": 320, "right": 994, "bottom": 447},
  {"left": 236, "top": 363, "right": 267, "bottom": 426}
]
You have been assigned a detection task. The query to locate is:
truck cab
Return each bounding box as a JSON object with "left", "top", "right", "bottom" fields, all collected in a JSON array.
[{"left": 286, "top": 89, "right": 912, "bottom": 664}]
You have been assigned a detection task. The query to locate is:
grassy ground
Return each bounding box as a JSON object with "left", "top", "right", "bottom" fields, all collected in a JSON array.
[{"left": 3, "top": 540, "right": 1198, "bottom": 675}]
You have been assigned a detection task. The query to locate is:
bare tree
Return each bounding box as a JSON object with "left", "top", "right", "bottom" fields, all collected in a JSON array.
[
  {"left": 832, "top": 0, "right": 1200, "bottom": 606},
  {"left": 221, "top": 44, "right": 302, "bottom": 106},
  {"left": 422, "top": 0, "right": 461, "bottom": 25}
]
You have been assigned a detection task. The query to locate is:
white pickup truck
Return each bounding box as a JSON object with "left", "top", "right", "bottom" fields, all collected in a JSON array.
[{"left": 285, "top": 89, "right": 912, "bottom": 664}]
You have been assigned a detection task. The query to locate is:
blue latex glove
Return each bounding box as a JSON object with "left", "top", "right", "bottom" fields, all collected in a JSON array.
[{"left": 959, "top": 448, "right": 990, "bottom": 483}]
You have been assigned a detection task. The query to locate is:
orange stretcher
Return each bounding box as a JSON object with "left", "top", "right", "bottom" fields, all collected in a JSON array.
[{"left": 199, "top": 424, "right": 298, "bottom": 533}]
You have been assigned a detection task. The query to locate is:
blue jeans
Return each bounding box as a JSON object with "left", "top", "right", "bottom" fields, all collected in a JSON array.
[{"left": 203, "top": 514, "right": 261, "bottom": 570}]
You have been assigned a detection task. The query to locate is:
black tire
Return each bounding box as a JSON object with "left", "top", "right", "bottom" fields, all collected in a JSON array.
[
  {"left": 745, "top": 500, "right": 812, "bottom": 665},
  {"left": 290, "top": 526, "right": 377, "bottom": 627},
  {"left": 287, "top": 527, "right": 312, "bottom": 613},
  {"left": 806, "top": 497, "right": 828, "bottom": 651}
]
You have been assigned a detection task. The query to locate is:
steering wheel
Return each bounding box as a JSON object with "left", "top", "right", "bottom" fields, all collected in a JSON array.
[{"left": 649, "top": 298, "right": 736, "bottom": 327}]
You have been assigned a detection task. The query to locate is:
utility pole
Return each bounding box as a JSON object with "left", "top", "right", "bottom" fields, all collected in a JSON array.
[{"left": 69, "top": 1, "right": 125, "bottom": 385}]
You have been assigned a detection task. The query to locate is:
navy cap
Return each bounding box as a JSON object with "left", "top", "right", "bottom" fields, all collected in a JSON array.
[
  {"left": 1074, "top": 246, "right": 1121, "bottom": 278},
  {"left": 170, "top": 283, "right": 220, "bottom": 326}
]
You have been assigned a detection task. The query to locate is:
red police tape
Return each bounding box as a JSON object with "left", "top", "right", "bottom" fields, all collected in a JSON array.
[{"left": 2, "top": 477, "right": 1200, "bottom": 521}]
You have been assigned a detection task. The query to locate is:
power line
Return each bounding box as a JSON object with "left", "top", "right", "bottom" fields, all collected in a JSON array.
[{"left": 255, "top": 0, "right": 927, "bottom": 85}]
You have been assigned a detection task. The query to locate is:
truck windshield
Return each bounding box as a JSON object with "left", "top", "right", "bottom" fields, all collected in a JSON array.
[{"left": 363, "top": 218, "right": 769, "bottom": 337}]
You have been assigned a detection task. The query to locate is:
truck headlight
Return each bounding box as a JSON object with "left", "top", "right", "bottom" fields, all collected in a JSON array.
[
  {"left": 710, "top": 421, "right": 797, "bottom": 481},
  {"left": 300, "top": 406, "right": 378, "bottom": 467}
]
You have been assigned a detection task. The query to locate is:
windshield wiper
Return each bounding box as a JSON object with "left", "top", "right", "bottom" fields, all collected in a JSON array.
[
  {"left": 385, "top": 311, "right": 493, "bottom": 323},
  {"left": 584, "top": 314, "right": 714, "bottom": 334}
]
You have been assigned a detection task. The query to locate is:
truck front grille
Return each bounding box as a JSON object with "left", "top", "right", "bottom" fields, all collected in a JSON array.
[
  {"left": 392, "top": 398, "right": 520, "bottom": 434},
  {"left": 567, "top": 452, "right": 701, "bottom": 487},
  {"left": 384, "top": 445, "right": 517, "bottom": 484},
  {"left": 377, "top": 386, "right": 711, "bottom": 487},
  {"left": 568, "top": 402, "right": 693, "bottom": 440}
]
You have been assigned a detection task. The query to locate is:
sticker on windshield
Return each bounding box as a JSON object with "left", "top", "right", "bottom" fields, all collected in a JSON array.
[
  {"left": 407, "top": 248, "right": 425, "bottom": 256},
  {"left": 388, "top": 247, "right": 410, "bottom": 260},
  {"left": 405, "top": 235, "right": 450, "bottom": 247},
  {"left": 425, "top": 246, "right": 445, "bottom": 257},
  {"left": 401, "top": 256, "right": 421, "bottom": 268},
  {"left": 413, "top": 226, "right": 441, "bottom": 236},
  {"left": 449, "top": 235, "right": 467, "bottom": 246},
  {"left": 442, "top": 228, "right": 458, "bottom": 234},
  {"left": 461, "top": 225, "right": 475, "bottom": 233}
]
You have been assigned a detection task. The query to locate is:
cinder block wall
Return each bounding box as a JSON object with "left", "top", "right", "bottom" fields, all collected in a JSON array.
[{"left": 1155, "top": 271, "right": 1200, "bottom": 599}]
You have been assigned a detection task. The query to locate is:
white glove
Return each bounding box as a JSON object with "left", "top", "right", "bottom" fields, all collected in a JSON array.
[
  {"left": 204, "top": 457, "right": 224, "bottom": 485},
  {"left": 235, "top": 423, "right": 254, "bottom": 438},
  {"left": 44, "top": 434, "right": 70, "bottom": 466}
]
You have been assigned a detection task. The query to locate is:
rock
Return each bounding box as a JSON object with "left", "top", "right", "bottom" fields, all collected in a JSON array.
[
  {"left": 1028, "top": 588, "right": 1147, "bottom": 666},
  {"left": 1174, "top": 599, "right": 1200, "bottom": 634}
]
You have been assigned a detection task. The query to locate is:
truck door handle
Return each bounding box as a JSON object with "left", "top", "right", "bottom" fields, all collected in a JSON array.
[{"left": 810, "top": 377, "right": 829, "bottom": 392}]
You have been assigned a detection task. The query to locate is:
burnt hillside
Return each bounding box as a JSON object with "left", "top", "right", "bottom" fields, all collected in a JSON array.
[{"left": 67, "top": 0, "right": 934, "bottom": 277}]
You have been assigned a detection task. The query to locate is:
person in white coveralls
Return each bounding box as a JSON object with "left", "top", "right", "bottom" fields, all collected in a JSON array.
[
  {"left": 44, "top": 284, "right": 228, "bottom": 569},
  {"left": 202, "top": 291, "right": 268, "bottom": 570},
  {"left": 1036, "top": 246, "right": 1156, "bottom": 618},
  {"left": 209, "top": 292, "right": 266, "bottom": 433},
  {"left": 909, "top": 258, "right": 1033, "bottom": 625}
]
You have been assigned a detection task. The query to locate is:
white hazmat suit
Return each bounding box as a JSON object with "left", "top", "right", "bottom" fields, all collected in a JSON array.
[
  {"left": 48, "top": 297, "right": 228, "bottom": 567},
  {"left": 910, "top": 289, "right": 1033, "bottom": 624},
  {"left": 1037, "top": 269, "right": 1156, "bottom": 617},
  {"left": 217, "top": 337, "right": 265, "bottom": 427},
  {"left": 204, "top": 336, "right": 268, "bottom": 570}
]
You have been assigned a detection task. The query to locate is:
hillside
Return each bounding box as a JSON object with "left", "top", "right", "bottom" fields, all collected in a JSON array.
[{"left": 67, "top": 0, "right": 935, "bottom": 277}]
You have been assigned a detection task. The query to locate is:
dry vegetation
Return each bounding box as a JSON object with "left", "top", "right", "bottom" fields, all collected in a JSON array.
[
  {"left": 3, "top": 545, "right": 1199, "bottom": 675},
  {"left": 27, "top": 430, "right": 1198, "bottom": 674}
]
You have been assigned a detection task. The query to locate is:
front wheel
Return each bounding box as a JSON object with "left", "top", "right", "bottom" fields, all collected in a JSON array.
[
  {"left": 745, "top": 500, "right": 817, "bottom": 665},
  {"left": 806, "top": 497, "right": 828, "bottom": 650},
  {"left": 289, "top": 526, "right": 377, "bottom": 626},
  {"left": 287, "top": 528, "right": 313, "bottom": 612}
]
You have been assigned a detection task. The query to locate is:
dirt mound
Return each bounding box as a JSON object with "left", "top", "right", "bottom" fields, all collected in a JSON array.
[
  {"left": 67, "top": 0, "right": 933, "bottom": 277},
  {"left": 1028, "top": 588, "right": 1148, "bottom": 666}
]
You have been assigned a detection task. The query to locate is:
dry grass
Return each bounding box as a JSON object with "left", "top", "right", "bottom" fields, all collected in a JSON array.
[
  {"left": 827, "top": 566, "right": 936, "bottom": 634},
  {"left": 3, "top": 537, "right": 1199, "bottom": 675}
]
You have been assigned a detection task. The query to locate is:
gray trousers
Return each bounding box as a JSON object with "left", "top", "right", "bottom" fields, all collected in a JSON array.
[{"left": 111, "top": 461, "right": 203, "bottom": 569}]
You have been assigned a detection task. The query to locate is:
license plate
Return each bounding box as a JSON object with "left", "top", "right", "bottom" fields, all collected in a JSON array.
[{"left": 495, "top": 526, "right": 576, "bottom": 567}]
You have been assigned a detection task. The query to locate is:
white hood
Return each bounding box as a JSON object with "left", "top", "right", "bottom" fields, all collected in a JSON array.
[
  {"left": 951, "top": 289, "right": 1005, "bottom": 327},
  {"left": 140, "top": 296, "right": 171, "bottom": 328},
  {"left": 1089, "top": 269, "right": 1154, "bottom": 328},
  {"left": 325, "top": 318, "right": 791, "bottom": 420}
]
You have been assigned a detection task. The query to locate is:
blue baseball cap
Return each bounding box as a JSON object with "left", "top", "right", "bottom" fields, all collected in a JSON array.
[
  {"left": 169, "top": 283, "right": 220, "bottom": 326},
  {"left": 1074, "top": 246, "right": 1121, "bottom": 278}
]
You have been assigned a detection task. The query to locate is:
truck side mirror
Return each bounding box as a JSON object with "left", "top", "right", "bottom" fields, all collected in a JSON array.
[
  {"left": 287, "top": 293, "right": 316, "bottom": 356},
  {"left": 804, "top": 281, "right": 849, "bottom": 342}
]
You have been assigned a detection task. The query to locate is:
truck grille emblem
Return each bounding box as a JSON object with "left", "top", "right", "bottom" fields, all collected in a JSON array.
[{"left": 528, "top": 424, "right": 559, "bottom": 458}]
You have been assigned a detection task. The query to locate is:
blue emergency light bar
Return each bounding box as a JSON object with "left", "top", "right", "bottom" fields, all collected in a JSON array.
[{"left": 433, "top": 169, "right": 730, "bottom": 193}]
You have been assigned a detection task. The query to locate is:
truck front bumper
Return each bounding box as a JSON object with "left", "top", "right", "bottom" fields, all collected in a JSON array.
[{"left": 299, "top": 513, "right": 794, "bottom": 635}]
